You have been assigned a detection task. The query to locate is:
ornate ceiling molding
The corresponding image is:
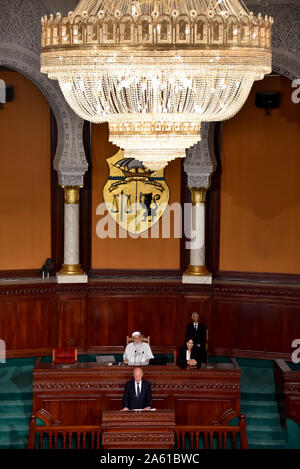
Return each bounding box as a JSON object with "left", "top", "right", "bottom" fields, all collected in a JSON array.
[
  {"left": 40, "top": 0, "right": 79, "bottom": 16},
  {"left": 0, "top": 0, "right": 88, "bottom": 186},
  {"left": 184, "top": 1, "right": 300, "bottom": 188},
  {"left": 0, "top": 1, "right": 299, "bottom": 188}
]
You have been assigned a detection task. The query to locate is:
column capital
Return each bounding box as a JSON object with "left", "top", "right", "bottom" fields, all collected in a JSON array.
[
  {"left": 184, "top": 123, "right": 217, "bottom": 188},
  {"left": 189, "top": 187, "right": 208, "bottom": 205},
  {"left": 61, "top": 186, "right": 82, "bottom": 205}
]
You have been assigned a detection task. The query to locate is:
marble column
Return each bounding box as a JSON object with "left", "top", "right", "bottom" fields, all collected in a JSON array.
[
  {"left": 182, "top": 187, "right": 212, "bottom": 285},
  {"left": 57, "top": 186, "right": 88, "bottom": 284}
]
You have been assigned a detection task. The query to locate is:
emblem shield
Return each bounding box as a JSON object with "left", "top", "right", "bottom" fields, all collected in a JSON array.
[{"left": 103, "top": 150, "right": 170, "bottom": 235}]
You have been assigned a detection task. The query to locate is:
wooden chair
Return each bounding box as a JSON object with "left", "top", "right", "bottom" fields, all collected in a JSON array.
[
  {"left": 52, "top": 348, "right": 77, "bottom": 364},
  {"left": 126, "top": 335, "right": 150, "bottom": 345}
]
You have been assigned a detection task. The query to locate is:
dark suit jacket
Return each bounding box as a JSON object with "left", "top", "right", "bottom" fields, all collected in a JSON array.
[
  {"left": 177, "top": 345, "right": 202, "bottom": 369},
  {"left": 122, "top": 379, "right": 152, "bottom": 410},
  {"left": 186, "top": 322, "right": 207, "bottom": 361}
]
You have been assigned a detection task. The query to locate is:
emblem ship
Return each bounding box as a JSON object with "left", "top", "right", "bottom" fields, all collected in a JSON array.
[{"left": 114, "top": 158, "right": 154, "bottom": 179}]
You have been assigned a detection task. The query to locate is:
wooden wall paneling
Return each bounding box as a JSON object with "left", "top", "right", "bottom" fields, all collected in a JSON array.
[
  {"left": 0, "top": 295, "right": 58, "bottom": 357},
  {"left": 86, "top": 295, "right": 181, "bottom": 348},
  {"left": 33, "top": 365, "right": 240, "bottom": 426},
  {"left": 174, "top": 397, "right": 238, "bottom": 426},
  {"left": 34, "top": 395, "right": 103, "bottom": 426},
  {"left": 211, "top": 296, "right": 300, "bottom": 359},
  {"left": 1, "top": 280, "right": 300, "bottom": 360},
  {"left": 0, "top": 300, "right": 18, "bottom": 349},
  {"left": 274, "top": 359, "right": 300, "bottom": 428},
  {"left": 126, "top": 296, "right": 180, "bottom": 346},
  {"left": 86, "top": 296, "right": 129, "bottom": 348},
  {"left": 58, "top": 295, "right": 87, "bottom": 351}
]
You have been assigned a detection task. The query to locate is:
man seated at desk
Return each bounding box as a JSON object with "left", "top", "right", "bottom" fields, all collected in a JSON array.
[
  {"left": 123, "top": 331, "right": 154, "bottom": 365},
  {"left": 122, "top": 367, "right": 152, "bottom": 411}
]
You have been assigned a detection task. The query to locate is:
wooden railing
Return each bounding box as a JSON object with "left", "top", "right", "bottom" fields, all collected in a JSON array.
[
  {"left": 175, "top": 415, "right": 248, "bottom": 449},
  {"left": 28, "top": 410, "right": 248, "bottom": 450},
  {"left": 28, "top": 410, "right": 101, "bottom": 449}
]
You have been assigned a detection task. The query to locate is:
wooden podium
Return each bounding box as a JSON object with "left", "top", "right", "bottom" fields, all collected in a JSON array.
[{"left": 101, "top": 410, "right": 175, "bottom": 449}]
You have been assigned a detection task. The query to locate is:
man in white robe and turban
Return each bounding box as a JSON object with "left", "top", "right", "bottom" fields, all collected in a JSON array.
[{"left": 123, "top": 332, "right": 154, "bottom": 365}]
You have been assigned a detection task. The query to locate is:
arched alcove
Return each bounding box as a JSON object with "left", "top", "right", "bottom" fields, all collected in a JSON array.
[
  {"left": 0, "top": 68, "right": 51, "bottom": 270},
  {"left": 220, "top": 71, "right": 300, "bottom": 273},
  {"left": 0, "top": 43, "right": 88, "bottom": 186}
]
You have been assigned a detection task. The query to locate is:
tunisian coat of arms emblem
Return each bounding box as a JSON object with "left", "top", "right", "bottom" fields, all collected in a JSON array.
[{"left": 103, "top": 150, "right": 170, "bottom": 235}]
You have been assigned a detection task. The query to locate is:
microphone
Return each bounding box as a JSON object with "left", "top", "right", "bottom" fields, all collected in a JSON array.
[
  {"left": 134, "top": 350, "right": 137, "bottom": 365},
  {"left": 138, "top": 351, "right": 144, "bottom": 366}
]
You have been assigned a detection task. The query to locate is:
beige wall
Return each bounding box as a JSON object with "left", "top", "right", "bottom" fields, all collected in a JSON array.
[
  {"left": 220, "top": 76, "right": 300, "bottom": 273},
  {"left": 0, "top": 71, "right": 51, "bottom": 270},
  {"left": 91, "top": 123, "right": 182, "bottom": 270},
  {"left": 3, "top": 73, "right": 297, "bottom": 274}
]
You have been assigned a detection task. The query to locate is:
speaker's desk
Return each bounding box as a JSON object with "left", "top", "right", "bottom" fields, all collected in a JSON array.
[
  {"left": 101, "top": 409, "right": 175, "bottom": 449},
  {"left": 33, "top": 360, "right": 240, "bottom": 426}
]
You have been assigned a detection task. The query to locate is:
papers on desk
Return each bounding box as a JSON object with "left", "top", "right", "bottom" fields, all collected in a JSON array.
[
  {"left": 128, "top": 362, "right": 149, "bottom": 366},
  {"left": 133, "top": 408, "right": 156, "bottom": 412},
  {"left": 96, "top": 355, "right": 115, "bottom": 364}
]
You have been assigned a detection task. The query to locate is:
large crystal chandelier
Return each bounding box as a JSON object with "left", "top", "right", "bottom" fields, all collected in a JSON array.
[{"left": 41, "top": 0, "right": 273, "bottom": 170}]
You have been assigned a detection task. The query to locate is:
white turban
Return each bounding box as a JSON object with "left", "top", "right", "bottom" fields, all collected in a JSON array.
[{"left": 132, "top": 331, "right": 141, "bottom": 337}]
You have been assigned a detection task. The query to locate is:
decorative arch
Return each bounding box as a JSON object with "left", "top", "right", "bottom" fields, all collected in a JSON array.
[
  {"left": 157, "top": 15, "right": 172, "bottom": 44},
  {"left": 272, "top": 48, "right": 300, "bottom": 82},
  {"left": 120, "top": 15, "right": 135, "bottom": 43},
  {"left": 138, "top": 15, "right": 153, "bottom": 43},
  {"left": 184, "top": 49, "right": 300, "bottom": 186},
  {"left": 184, "top": 122, "right": 217, "bottom": 188},
  {"left": 176, "top": 15, "right": 190, "bottom": 44},
  {"left": 195, "top": 15, "right": 208, "bottom": 44},
  {"left": 0, "top": 43, "right": 88, "bottom": 186}
]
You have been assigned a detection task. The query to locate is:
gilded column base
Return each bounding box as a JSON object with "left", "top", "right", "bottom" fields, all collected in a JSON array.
[
  {"left": 59, "top": 264, "right": 85, "bottom": 276},
  {"left": 184, "top": 265, "right": 211, "bottom": 276}
]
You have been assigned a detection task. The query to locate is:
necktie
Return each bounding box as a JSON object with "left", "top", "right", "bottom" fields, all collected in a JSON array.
[
  {"left": 195, "top": 323, "right": 198, "bottom": 330},
  {"left": 137, "top": 383, "right": 141, "bottom": 399}
]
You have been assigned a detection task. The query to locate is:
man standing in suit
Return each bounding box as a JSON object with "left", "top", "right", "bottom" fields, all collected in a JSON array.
[
  {"left": 122, "top": 367, "right": 152, "bottom": 411},
  {"left": 186, "top": 312, "right": 207, "bottom": 362}
]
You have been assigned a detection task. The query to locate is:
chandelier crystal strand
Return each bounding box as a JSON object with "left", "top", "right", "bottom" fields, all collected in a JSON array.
[{"left": 41, "top": 0, "right": 273, "bottom": 170}]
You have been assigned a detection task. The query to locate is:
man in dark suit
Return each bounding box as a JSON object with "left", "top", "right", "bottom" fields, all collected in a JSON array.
[
  {"left": 122, "top": 367, "right": 152, "bottom": 411},
  {"left": 186, "top": 312, "right": 207, "bottom": 362}
]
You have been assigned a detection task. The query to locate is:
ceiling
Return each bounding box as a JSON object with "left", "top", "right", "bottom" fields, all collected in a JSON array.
[
  {"left": 41, "top": 0, "right": 297, "bottom": 14},
  {"left": 41, "top": 0, "right": 79, "bottom": 15}
]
